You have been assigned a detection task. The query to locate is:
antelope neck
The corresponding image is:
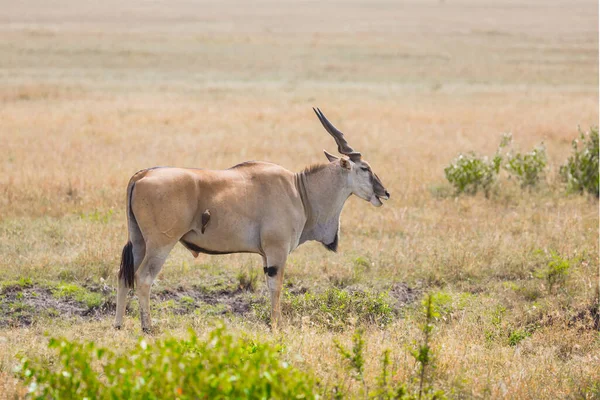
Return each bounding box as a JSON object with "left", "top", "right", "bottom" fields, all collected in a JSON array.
[{"left": 295, "top": 164, "right": 351, "bottom": 250}]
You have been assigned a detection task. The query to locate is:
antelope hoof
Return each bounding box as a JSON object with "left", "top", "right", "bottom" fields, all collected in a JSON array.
[{"left": 270, "top": 317, "right": 281, "bottom": 331}]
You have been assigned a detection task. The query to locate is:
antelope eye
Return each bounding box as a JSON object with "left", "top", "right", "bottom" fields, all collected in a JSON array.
[{"left": 360, "top": 167, "right": 369, "bottom": 172}]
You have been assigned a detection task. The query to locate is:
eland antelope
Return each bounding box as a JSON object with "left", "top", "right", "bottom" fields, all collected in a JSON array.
[{"left": 115, "top": 108, "right": 390, "bottom": 332}]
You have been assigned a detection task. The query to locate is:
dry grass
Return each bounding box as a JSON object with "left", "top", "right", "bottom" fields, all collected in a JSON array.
[{"left": 0, "top": 0, "right": 598, "bottom": 398}]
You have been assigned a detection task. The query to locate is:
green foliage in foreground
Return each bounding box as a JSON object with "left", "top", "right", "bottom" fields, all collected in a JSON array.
[
  {"left": 16, "top": 294, "right": 448, "bottom": 400},
  {"left": 560, "top": 126, "right": 599, "bottom": 197},
  {"left": 408, "top": 294, "right": 447, "bottom": 400},
  {"left": 333, "top": 294, "right": 446, "bottom": 400},
  {"left": 17, "top": 325, "right": 317, "bottom": 400}
]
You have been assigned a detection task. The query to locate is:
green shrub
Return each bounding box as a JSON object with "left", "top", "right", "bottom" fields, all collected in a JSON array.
[
  {"left": 353, "top": 256, "right": 371, "bottom": 269},
  {"left": 444, "top": 133, "right": 549, "bottom": 196},
  {"left": 444, "top": 152, "right": 501, "bottom": 197},
  {"left": 484, "top": 304, "right": 507, "bottom": 344},
  {"left": 409, "top": 294, "right": 447, "bottom": 400},
  {"left": 429, "top": 291, "right": 453, "bottom": 318},
  {"left": 504, "top": 144, "right": 547, "bottom": 188},
  {"left": 16, "top": 325, "right": 317, "bottom": 399},
  {"left": 534, "top": 250, "right": 573, "bottom": 293},
  {"left": 334, "top": 329, "right": 366, "bottom": 384},
  {"left": 444, "top": 134, "right": 511, "bottom": 196},
  {"left": 508, "top": 329, "right": 531, "bottom": 346},
  {"left": 332, "top": 294, "right": 446, "bottom": 399},
  {"left": 560, "top": 126, "right": 599, "bottom": 197}
]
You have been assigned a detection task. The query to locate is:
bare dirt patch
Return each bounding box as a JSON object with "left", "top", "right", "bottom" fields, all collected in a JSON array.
[
  {"left": 0, "top": 284, "right": 115, "bottom": 328},
  {"left": 389, "top": 282, "right": 421, "bottom": 308},
  {"left": 0, "top": 282, "right": 260, "bottom": 328},
  {"left": 0, "top": 281, "right": 421, "bottom": 328},
  {"left": 154, "top": 285, "right": 255, "bottom": 316}
]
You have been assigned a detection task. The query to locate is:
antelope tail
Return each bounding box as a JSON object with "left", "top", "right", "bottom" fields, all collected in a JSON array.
[
  {"left": 118, "top": 180, "right": 138, "bottom": 288},
  {"left": 119, "top": 241, "right": 134, "bottom": 288}
]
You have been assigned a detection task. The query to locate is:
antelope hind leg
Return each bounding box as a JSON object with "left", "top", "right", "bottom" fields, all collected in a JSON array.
[
  {"left": 135, "top": 246, "right": 172, "bottom": 333},
  {"left": 114, "top": 236, "right": 145, "bottom": 329}
]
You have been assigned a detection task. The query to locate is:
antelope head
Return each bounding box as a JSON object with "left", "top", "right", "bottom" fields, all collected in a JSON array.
[{"left": 313, "top": 107, "right": 390, "bottom": 207}]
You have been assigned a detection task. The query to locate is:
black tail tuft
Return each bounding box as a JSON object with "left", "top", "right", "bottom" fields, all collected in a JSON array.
[{"left": 119, "top": 241, "right": 135, "bottom": 288}]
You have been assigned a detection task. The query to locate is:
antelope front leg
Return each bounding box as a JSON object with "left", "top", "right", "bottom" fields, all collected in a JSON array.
[{"left": 263, "top": 251, "right": 287, "bottom": 329}]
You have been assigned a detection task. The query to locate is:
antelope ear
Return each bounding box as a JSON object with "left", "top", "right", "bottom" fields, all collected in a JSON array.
[
  {"left": 323, "top": 150, "right": 339, "bottom": 162},
  {"left": 339, "top": 157, "right": 352, "bottom": 170}
]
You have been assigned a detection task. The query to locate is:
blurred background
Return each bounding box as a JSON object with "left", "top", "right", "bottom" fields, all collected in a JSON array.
[{"left": 1, "top": 0, "right": 597, "bottom": 218}]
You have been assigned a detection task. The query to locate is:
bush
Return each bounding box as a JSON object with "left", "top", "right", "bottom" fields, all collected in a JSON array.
[
  {"left": 332, "top": 294, "right": 446, "bottom": 400},
  {"left": 409, "top": 294, "right": 447, "bottom": 400},
  {"left": 560, "top": 126, "right": 599, "bottom": 197},
  {"left": 504, "top": 144, "right": 547, "bottom": 188},
  {"left": 534, "top": 250, "right": 573, "bottom": 293},
  {"left": 16, "top": 325, "right": 317, "bottom": 399},
  {"left": 444, "top": 152, "right": 501, "bottom": 197},
  {"left": 444, "top": 133, "right": 549, "bottom": 196}
]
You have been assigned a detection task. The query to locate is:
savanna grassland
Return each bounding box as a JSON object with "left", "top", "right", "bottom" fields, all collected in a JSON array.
[{"left": 0, "top": 0, "right": 598, "bottom": 398}]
